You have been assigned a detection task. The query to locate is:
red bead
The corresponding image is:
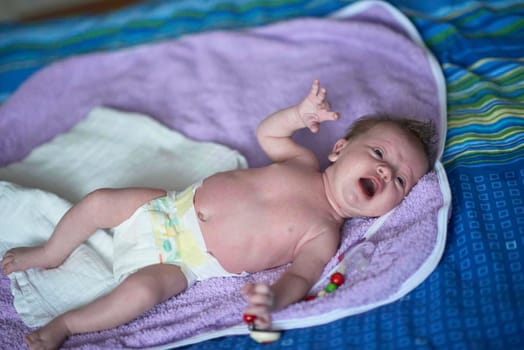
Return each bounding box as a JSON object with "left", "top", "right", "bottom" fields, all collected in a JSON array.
[
  {"left": 243, "top": 314, "right": 256, "bottom": 324},
  {"left": 330, "top": 272, "right": 345, "bottom": 286},
  {"left": 304, "top": 295, "right": 316, "bottom": 301}
]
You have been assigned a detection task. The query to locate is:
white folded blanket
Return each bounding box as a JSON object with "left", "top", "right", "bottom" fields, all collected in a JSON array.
[{"left": 0, "top": 106, "right": 247, "bottom": 327}]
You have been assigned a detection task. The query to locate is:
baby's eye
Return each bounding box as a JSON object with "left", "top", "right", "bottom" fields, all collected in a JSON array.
[
  {"left": 373, "top": 149, "right": 383, "bottom": 158},
  {"left": 396, "top": 176, "right": 405, "bottom": 186}
]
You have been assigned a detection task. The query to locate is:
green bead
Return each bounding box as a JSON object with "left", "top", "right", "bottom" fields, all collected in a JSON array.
[{"left": 325, "top": 282, "right": 338, "bottom": 293}]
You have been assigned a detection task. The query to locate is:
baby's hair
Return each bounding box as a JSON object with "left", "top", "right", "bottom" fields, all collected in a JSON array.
[{"left": 344, "top": 115, "right": 437, "bottom": 170}]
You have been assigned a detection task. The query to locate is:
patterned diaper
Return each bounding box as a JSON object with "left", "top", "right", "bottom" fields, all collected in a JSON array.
[{"left": 112, "top": 182, "right": 241, "bottom": 286}]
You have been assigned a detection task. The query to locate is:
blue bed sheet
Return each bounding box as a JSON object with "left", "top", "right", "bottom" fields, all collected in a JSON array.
[{"left": 0, "top": 1, "right": 523, "bottom": 349}]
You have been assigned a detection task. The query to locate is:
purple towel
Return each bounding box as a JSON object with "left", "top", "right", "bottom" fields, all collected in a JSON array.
[{"left": 0, "top": 1, "right": 449, "bottom": 348}]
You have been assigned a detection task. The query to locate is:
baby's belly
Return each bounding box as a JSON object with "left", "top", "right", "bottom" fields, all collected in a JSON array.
[
  {"left": 193, "top": 176, "right": 300, "bottom": 273},
  {"left": 199, "top": 218, "right": 297, "bottom": 274}
]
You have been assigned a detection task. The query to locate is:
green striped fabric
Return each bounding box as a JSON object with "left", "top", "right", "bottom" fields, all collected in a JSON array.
[
  {"left": 443, "top": 59, "right": 523, "bottom": 169},
  {"left": 408, "top": 2, "right": 524, "bottom": 170}
]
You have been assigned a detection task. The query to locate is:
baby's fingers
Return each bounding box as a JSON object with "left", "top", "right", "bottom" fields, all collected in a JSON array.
[
  {"left": 317, "top": 87, "right": 327, "bottom": 102},
  {"left": 242, "top": 283, "right": 274, "bottom": 304},
  {"left": 317, "top": 110, "right": 340, "bottom": 125},
  {"left": 299, "top": 113, "right": 320, "bottom": 133},
  {"left": 322, "top": 110, "right": 340, "bottom": 121},
  {"left": 318, "top": 100, "right": 330, "bottom": 111},
  {"left": 309, "top": 79, "right": 320, "bottom": 97},
  {"left": 308, "top": 80, "right": 329, "bottom": 104},
  {"left": 247, "top": 292, "right": 273, "bottom": 307}
]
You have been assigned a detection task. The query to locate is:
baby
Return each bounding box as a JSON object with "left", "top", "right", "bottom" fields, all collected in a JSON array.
[{"left": 2, "top": 80, "right": 433, "bottom": 350}]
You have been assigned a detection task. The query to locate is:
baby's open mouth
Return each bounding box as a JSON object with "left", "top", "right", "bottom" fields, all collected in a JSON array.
[{"left": 359, "top": 178, "right": 376, "bottom": 197}]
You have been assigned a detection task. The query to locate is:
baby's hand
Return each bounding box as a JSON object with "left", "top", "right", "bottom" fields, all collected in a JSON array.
[
  {"left": 242, "top": 283, "right": 274, "bottom": 330},
  {"left": 296, "top": 79, "right": 340, "bottom": 133}
]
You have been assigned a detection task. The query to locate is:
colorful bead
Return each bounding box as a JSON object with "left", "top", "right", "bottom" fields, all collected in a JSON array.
[
  {"left": 325, "top": 282, "right": 338, "bottom": 293},
  {"left": 304, "top": 271, "right": 346, "bottom": 301},
  {"left": 243, "top": 314, "right": 256, "bottom": 324},
  {"left": 330, "top": 272, "right": 345, "bottom": 286}
]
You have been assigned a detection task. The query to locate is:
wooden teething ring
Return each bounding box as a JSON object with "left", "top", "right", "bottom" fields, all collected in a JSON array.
[{"left": 242, "top": 314, "right": 281, "bottom": 343}]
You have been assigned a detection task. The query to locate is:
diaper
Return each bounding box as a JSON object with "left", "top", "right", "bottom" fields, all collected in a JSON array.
[{"left": 112, "top": 182, "right": 242, "bottom": 286}]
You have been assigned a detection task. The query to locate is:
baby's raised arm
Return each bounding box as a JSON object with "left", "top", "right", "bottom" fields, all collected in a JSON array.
[{"left": 256, "top": 80, "right": 339, "bottom": 166}]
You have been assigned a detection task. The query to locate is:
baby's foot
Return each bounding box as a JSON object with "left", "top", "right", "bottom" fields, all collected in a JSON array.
[
  {"left": 1, "top": 246, "right": 55, "bottom": 275},
  {"left": 25, "top": 317, "right": 70, "bottom": 350}
]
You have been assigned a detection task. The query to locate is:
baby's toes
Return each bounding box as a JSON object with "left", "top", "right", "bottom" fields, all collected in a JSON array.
[
  {"left": 1, "top": 252, "right": 12, "bottom": 265},
  {"left": 25, "top": 331, "right": 40, "bottom": 346},
  {"left": 1, "top": 260, "right": 14, "bottom": 275},
  {"left": 2, "top": 249, "right": 14, "bottom": 259}
]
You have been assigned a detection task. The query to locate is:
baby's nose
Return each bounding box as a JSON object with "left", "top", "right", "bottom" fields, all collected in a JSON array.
[{"left": 377, "top": 164, "right": 392, "bottom": 182}]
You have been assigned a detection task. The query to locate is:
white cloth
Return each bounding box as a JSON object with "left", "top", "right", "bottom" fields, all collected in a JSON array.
[{"left": 0, "top": 107, "right": 247, "bottom": 327}]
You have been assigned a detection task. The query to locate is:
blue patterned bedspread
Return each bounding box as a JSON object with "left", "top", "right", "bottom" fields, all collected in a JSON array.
[{"left": 0, "top": 1, "right": 522, "bottom": 349}]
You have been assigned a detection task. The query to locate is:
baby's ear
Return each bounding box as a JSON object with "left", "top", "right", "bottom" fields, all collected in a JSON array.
[{"left": 328, "top": 139, "right": 348, "bottom": 162}]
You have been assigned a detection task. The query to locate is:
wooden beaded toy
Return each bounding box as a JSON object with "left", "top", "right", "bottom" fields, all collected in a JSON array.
[{"left": 243, "top": 270, "right": 346, "bottom": 343}]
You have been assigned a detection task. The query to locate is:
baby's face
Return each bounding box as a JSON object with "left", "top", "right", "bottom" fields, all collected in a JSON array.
[{"left": 324, "top": 122, "right": 429, "bottom": 218}]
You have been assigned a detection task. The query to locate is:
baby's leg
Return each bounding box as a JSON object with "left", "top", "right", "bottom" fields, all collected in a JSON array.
[
  {"left": 1, "top": 188, "right": 165, "bottom": 275},
  {"left": 25, "top": 263, "right": 187, "bottom": 350}
]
